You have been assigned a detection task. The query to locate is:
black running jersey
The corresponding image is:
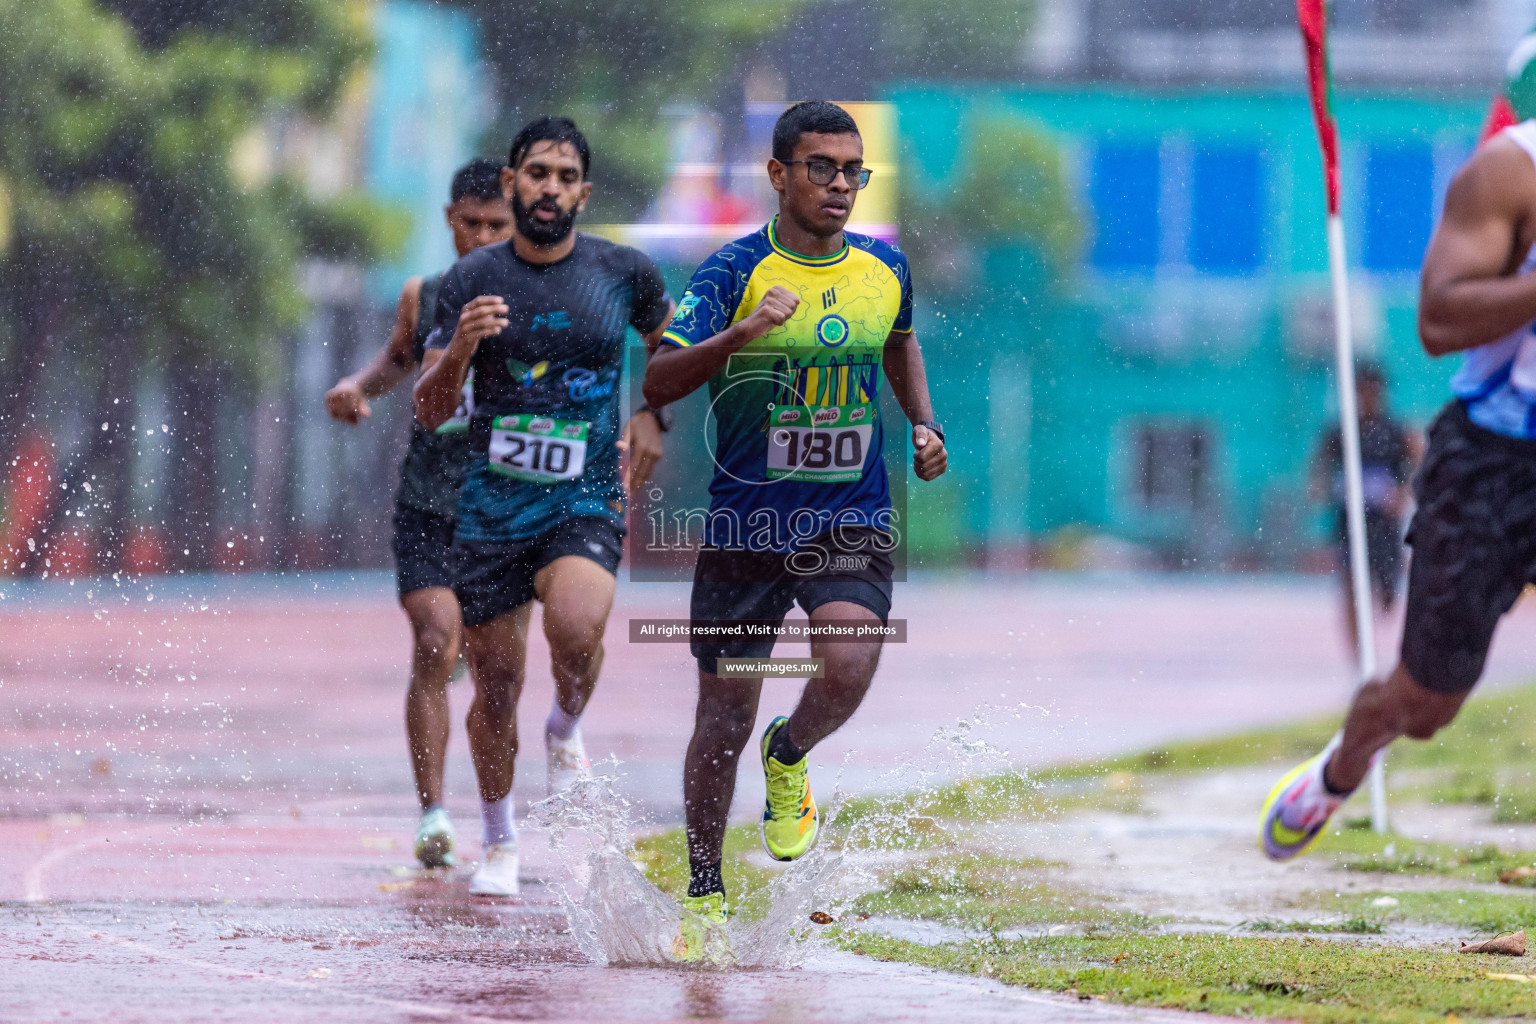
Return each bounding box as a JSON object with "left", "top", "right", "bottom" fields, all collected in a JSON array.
[
  {"left": 427, "top": 235, "right": 671, "bottom": 542},
  {"left": 395, "top": 272, "right": 474, "bottom": 518}
]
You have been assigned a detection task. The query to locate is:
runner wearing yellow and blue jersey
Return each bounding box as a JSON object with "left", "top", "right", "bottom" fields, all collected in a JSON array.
[{"left": 643, "top": 101, "right": 947, "bottom": 957}]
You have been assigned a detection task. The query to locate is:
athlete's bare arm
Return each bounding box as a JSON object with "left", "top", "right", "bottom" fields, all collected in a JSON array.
[
  {"left": 641, "top": 286, "right": 799, "bottom": 407},
  {"left": 882, "top": 329, "right": 947, "bottom": 482},
  {"left": 414, "top": 295, "right": 509, "bottom": 430},
  {"left": 639, "top": 302, "right": 677, "bottom": 360},
  {"left": 324, "top": 278, "right": 422, "bottom": 424},
  {"left": 1419, "top": 136, "right": 1536, "bottom": 356},
  {"left": 618, "top": 301, "right": 677, "bottom": 495}
]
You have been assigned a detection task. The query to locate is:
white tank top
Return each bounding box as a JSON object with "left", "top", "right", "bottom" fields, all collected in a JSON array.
[{"left": 1451, "top": 120, "right": 1536, "bottom": 439}]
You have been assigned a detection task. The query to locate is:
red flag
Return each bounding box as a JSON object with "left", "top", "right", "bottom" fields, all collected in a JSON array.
[
  {"left": 1296, "top": 0, "right": 1345, "bottom": 216},
  {"left": 1481, "top": 93, "right": 1518, "bottom": 145},
  {"left": 1297, "top": 0, "right": 1340, "bottom": 215}
]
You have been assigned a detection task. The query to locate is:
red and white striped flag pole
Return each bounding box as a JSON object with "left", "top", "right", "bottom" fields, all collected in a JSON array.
[{"left": 1297, "top": 0, "right": 1388, "bottom": 833}]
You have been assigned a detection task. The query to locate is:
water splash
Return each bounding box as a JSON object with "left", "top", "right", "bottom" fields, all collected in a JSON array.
[
  {"left": 526, "top": 764, "right": 682, "bottom": 965},
  {"left": 728, "top": 806, "right": 851, "bottom": 968},
  {"left": 529, "top": 703, "right": 1060, "bottom": 968},
  {"left": 528, "top": 762, "right": 857, "bottom": 969}
]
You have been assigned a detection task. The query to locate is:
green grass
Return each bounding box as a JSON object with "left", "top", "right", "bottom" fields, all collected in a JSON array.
[
  {"left": 819, "top": 682, "right": 1536, "bottom": 1022},
  {"left": 838, "top": 931, "right": 1536, "bottom": 1024},
  {"left": 630, "top": 682, "right": 1536, "bottom": 1020},
  {"left": 1036, "top": 678, "right": 1536, "bottom": 793},
  {"left": 848, "top": 852, "right": 1151, "bottom": 932},
  {"left": 631, "top": 822, "right": 775, "bottom": 912},
  {"left": 826, "top": 713, "right": 1340, "bottom": 846},
  {"left": 830, "top": 765, "right": 1145, "bottom": 850},
  {"left": 1315, "top": 828, "right": 1521, "bottom": 879},
  {"left": 1245, "top": 916, "right": 1387, "bottom": 935},
  {"left": 805, "top": 681, "right": 1536, "bottom": 863},
  {"left": 1334, "top": 889, "right": 1536, "bottom": 935}
]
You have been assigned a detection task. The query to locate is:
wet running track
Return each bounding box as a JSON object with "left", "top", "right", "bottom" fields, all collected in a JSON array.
[{"left": 3, "top": 571, "right": 1533, "bottom": 1022}]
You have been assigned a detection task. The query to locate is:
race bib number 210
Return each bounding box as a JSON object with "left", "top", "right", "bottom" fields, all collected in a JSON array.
[{"left": 488, "top": 414, "right": 589, "bottom": 484}]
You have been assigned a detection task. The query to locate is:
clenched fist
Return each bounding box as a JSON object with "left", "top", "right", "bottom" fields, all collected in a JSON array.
[
  {"left": 913, "top": 424, "right": 947, "bottom": 481},
  {"left": 325, "top": 379, "right": 370, "bottom": 424},
  {"left": 740, "top": 286, "right": 799, "bottom": 341},
  {"left": 451, "top": 295, "right": 511, "bottom": 351}
]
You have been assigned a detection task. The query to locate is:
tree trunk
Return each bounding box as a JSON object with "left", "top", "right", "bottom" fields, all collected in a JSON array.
[
  {"left": 164, "top": 345, "right": 221, "bottom": 572},
  {"left": 252, "top": 330, "right": 300, "bottom": 570},
  {"left": 94, "top": 330, "right": 140, "bottom": 572}
]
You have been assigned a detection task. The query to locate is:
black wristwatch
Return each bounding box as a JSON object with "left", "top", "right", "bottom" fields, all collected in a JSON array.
[
  {"left": 636, "top": 403, "right": 673, "bottom": 432},
  {"left": 917, "top": 419, "right": 944, "bottom": 443}
]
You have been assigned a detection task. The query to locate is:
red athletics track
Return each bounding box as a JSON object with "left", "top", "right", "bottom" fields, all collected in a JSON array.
[{"left": 2, "top": 572, "right": 1533, "bottom": 1021}]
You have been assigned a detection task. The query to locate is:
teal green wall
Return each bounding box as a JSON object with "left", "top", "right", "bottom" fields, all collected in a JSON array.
[{"left": 889, "top": 86, "right": 1487, "bottom": 567}]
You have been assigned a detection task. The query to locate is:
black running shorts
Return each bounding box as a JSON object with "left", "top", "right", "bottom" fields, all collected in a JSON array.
[
  {"left": 452, "top": 515, "right": 624, "bottom": 628},
  {"left": 392, "top": 504, "right": 461, "bottom": 600},
  {"left": 689, "top": 527, "right": 895, "bottom": 674},
  {"left": 1401, "top": 401, "right": 1536, "bottom": 693}
]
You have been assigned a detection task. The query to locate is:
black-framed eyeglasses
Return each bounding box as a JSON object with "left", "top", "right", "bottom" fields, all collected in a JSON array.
[{"left": 784, "top": 159, "right": 873, "bottom": 190}]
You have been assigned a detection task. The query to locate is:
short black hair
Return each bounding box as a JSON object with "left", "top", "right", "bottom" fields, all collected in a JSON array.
[
  {"left": 508, "top": 116, "right": 591, "bottom": 178},
  {"left": 449, "top": 158, "right": 505, "bottom": 203},
  {"left": 1356, "top": 360, "right": 1387, "bottom": 386},
  {"left": 771, "top": 100, "right": 860, "bottom": 162}
]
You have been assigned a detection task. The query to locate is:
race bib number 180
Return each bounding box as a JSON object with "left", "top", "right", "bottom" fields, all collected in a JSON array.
[
  {"left": 766, "top": 403, "right": 873, "bottom": 483},
  {"left": 488, "top": 414, "right": 589, "bottom": 484}
]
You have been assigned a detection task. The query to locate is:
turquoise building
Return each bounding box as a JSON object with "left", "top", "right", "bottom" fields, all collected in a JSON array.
[{"left": 888, "top": 86, "right": 1488, "bottom": 569}]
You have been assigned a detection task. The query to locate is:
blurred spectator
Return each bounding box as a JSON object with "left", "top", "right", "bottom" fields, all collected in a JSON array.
[{"left": 1310, "top": 362, "right": 1422, "bottom": 650}]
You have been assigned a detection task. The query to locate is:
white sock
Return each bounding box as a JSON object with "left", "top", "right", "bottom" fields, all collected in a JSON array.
[
  {"left": 481, "top": 795, "right": 516, "bottom": 847},
  {"left": 545, "top": 701, "right": 580, "bottom": 741}
]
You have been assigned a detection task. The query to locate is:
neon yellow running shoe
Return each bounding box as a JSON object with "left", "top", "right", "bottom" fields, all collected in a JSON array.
[
  {"left": 1259, "top": 734, "right": 1348, "bottom": 861},
  {"left": 672, "top": 892, "right": 729, "bottom": 963},
  {"left": 760, "top": 716, "right": 818, "bottom": 862}
]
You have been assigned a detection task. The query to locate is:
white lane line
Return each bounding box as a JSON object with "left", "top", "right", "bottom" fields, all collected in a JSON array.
[
  {"left": 22, "top": 824, "right": 171, "bottom": 903},
  {"left": 23, "top": 838, "right": 98, "bottom": 903},
  {"left": 22, "top": 825, "right": 579, "bottom": 1024},
  {"left": 81, "top": 929, "right": 520, "bottom": 1024}
]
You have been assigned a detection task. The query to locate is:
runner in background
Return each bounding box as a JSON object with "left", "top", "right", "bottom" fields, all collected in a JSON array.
[
  {"left": 324, "top": 159, "right": 511, "bottom": 870},
  {"left": 1259, "top": 49, "right": 1536, "bottom": 860}
]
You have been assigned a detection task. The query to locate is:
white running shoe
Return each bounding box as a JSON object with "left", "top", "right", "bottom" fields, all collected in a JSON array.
[
  {"left": 413, "top": 806, "right": 456, "bottom": 868},
  {"left": 546, "top": 726, "right": 590, "bottom": 797},
  {"left": 1260, "top": 732, "right": 1352, "bottom": 861},
  {"left": 469, "top": 842, "right": 520, "bottom": 897}
]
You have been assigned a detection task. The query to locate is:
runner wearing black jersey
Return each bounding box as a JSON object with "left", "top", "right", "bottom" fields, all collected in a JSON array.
[
  {"left": 416, "top": 118, "right": 674, "bottom": 897},
  {"left": 325, "top": 159, "right": 511, "bottom": 870}
]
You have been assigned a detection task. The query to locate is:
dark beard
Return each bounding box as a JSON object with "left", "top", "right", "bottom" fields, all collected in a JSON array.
[{"left": 512, "top": 192, "right": 578, "bottom": 246}]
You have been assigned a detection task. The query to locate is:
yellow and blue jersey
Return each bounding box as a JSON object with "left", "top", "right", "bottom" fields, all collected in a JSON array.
[{"left": 662, "top": 218, "right": 914, "bottom": 550}]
